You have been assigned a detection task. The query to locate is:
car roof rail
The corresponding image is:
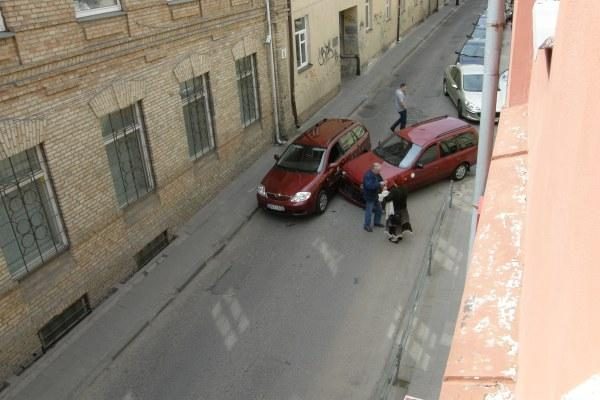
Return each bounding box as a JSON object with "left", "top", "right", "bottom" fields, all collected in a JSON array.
[{"left": 410, "top": 115, "right": 448, "bottom": 128}]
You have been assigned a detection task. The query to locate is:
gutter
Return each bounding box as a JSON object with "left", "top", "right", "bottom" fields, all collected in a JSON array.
[
  {"left": 265, "top": 0, "right": 286, "bottom": 144},
  {"left": 286, "top": 0, "right": 300, "bottom": 128}
]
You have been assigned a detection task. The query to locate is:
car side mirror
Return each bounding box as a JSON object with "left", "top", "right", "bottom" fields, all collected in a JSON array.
[
  {"left": 274, "top": 154, "right": 280, "bottom": 161},
  {"left": 454, "top": 51, "right": 460, "bottom": 55},
  {"left": 416, "top": 162, "right": 424, "bottom": 169},
  {"left": 466, "top": 34, "right": 472, "bottom": 39}
]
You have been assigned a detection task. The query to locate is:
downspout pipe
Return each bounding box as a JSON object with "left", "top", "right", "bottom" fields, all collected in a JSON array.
[
  {"left": 286, "top": 0, "right": 300, "bottom": 128},
  {"left": 469, "top": 0, "right": 504, "bottom": 250},
  {"left": 265, "top": 0, "right": 286, "bottom": 145}
]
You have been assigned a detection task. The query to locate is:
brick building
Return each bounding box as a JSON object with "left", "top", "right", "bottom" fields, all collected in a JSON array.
[{"left": 0, "top": 0, "right": 292, "bottom": 380}]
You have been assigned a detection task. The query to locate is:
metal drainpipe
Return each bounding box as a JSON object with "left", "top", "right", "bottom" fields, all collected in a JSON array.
[
  {"left": 286, "top": 0, "right": 300, "bottom": 128},
  {"left": 265, "top": 0, "right": 286, "bottom": 145},
  {"left": 468, "top": 0, "right": 504, "bottom": 251}
]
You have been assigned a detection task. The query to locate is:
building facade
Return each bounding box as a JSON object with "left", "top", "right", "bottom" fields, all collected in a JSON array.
[
  {"left": 289, "top": 0, "right": 442, "bottom": 123},
  {"left": 0, "top": 0, "right": 291, "bottom": 380}
]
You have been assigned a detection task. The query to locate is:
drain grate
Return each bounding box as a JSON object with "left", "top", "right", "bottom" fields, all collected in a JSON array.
[{"left": 38, "top": 295, "right": 91, "bottom": 350}]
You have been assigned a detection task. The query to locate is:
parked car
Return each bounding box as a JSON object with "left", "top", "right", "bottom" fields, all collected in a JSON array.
[
  {"left": 257, "top": 118, "right": 371, "bottom": 215},
  {"left": 339, "top": 116, "right": 478, "bottom": 206},
  {"left": 468, "top": 25, "right": 486, "bottom": 40},
  {"left": 443, "top": 64, "right": 508, "bottom": 121},
  {"left": 455, "top": 38, "right": 485, "bottom": 65}
]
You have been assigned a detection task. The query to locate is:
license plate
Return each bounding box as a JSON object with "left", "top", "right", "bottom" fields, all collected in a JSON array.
[{"left": 266, "top": 204, "right": 285, "bottom": 212}]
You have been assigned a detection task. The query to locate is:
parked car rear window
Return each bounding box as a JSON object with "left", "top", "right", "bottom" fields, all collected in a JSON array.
[
  {"left": 463, "top": 74, "right": 483, "bottom": 91},
  {"left": 462, "top": 42, "right": 485, "bottom": 58},
  {"left": 455, "top": 132, "right": 477, "bottom": 149},
  {"left": 277, "top": 144, "right": 326, "bottom": 173},
  {"left": 352, "top": 126, "right": 366, "bottom": 139},
  {"left": 374, "top": 135, "right": 422, "bottom": 168}
]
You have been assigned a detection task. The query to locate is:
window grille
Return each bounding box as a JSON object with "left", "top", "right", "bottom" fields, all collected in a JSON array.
[
  {"left": 38, "top": 295, "right": 90, "bottom": 350},
  {"left": 0, "top": 147, "right": 68, "bottom": 278},
  {"left": 74, "top": 0, "right": 121, "bottom": 18},
  {"left": 100, "top": 103, "right": 154, "bottom": 207},
  {"left": 180, "top": 74, "right": 216, "bottom": 159},
  {"left": 235, "top": 55, "right": 260, "bottom": 127}
]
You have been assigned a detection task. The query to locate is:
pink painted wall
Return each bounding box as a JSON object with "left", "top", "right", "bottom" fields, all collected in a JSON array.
[
  {"left": 506, "top": 0, "right": 534, "bottom": 106},
  {"left": 517, "top": 0, "right": 600, "bottom": 398}
]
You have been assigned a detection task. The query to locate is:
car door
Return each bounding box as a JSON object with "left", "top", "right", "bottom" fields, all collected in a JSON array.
[
  {"left": 409, "top": 144, "right": 445, "bottom": 189},
  {"left": 324, "top": 130, "right": 356, "bottom": 188},
  {"left": 448, "top": 67, "right": 461, "bottom": 105},
  {"left": 454, "top": 130, "right": 478, "bottom": 165}
]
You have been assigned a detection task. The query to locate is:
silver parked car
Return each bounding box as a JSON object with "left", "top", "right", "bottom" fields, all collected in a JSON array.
[{"left": 443, "top": 64, "right": 508, "bottom": 122}]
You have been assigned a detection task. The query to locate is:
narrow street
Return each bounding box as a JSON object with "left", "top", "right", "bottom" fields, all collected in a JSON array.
[{"left": 5, "top": 2, "right": 487, "bottom": 400}]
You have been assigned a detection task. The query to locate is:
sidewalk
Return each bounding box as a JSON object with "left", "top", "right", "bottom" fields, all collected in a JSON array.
[
  {"left": 0, "top": 4, "right": 462, "bottom": 400},
  {"left": 391, "top": 178, "right": 474, "bottom": 400}
]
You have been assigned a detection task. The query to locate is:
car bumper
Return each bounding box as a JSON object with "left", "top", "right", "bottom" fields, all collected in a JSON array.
[
  {"left": 338, "top": 179, "right": 365, "bottom": 207},
  {"left": 256, "top": 194, "right": 314, "bottom": 215},
  {"left": 462, "top": 109, "right": 501, "bottom": 122}
]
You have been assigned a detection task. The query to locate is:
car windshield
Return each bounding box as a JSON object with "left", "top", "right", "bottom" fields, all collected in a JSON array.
[
  {"left": 373, "top": 135, "right": 423, "bottom": 168},
  {"left": 461, "top": 42, "right": 485, "bottom": 58},
  {"left": 463, "top": 73, "right": 483, "bottom": 92},
  {"left": 276, "top": 143, "right": 326, "bottom": 173}
]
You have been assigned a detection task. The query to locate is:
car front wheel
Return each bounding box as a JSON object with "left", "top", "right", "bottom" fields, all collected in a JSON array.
[
  {"left": 316, "top": 190, "right": 329, "bottom": 214},
  {"left": 453, "top": 163, "right": 469, "bottom": 181}
]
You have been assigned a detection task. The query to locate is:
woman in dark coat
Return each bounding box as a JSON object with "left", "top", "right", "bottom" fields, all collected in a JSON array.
[{"left": 382, "top": 183, "right": 413, "bottom": 243}]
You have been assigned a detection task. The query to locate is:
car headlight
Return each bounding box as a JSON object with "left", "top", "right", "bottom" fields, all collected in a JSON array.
[
  {"left": 291, "top": 192, "right": 311, "bottom": 203},
  {"left": 257, "top": 184, "right": 267, "bottom": 197},
  {"left": 464, "top": 100, "right": 481, "bottom": 112}
]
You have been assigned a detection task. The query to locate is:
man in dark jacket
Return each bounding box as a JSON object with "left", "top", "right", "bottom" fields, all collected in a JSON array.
[
  {"left": 363, "top": 163, "right": 385, "bottom": 232},
  {"left": 382, "top": 183, "right": 413, "bottom": 243}
]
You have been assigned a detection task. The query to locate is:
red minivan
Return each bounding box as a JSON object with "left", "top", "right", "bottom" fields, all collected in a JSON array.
[
  {"left": 340, "top": 116, "right": 478, "bottom": 205},
  {"left": 257, "top": 118, "right": 371, "bottom": 215}
]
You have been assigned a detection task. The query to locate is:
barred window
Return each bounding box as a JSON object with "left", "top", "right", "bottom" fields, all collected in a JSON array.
[
  {"left": 385, "top": 0, "right": 391, "bottom": 20},
  {"left": 100, "top": 103, "right": 154, "bottom": 207},
  {"left": 73, "top": 0, "right": 121, "bottom": 18},
  {"left": 365, "top": 0, "right": 372, "bottom": 29},
  {"left": 235, "top": 54, "right": 260, "bottom": 127},
  {"left": 294, "top": 16, "right": 309, "bottom": 69},
  {"left": 0, "top": 147, "right": 67, "bottom": 278},
  {"left": 180, "top": 74, "right": 216, "bottom": 159}
]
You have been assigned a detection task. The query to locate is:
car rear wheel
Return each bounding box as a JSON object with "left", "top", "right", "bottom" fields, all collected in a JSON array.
[
  {"left": 453, "top": 163, "right": 469, "bottom": 181},
  {"left": 443, "top": 79, "right": 448, "bottom": 96},
  {"left": 316, "top": 190, "right": 329, "bottom": 214}
]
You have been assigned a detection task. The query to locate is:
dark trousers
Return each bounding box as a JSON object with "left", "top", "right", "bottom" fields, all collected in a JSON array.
[{"left": 391, "top": 110, "right": 407, "bottom": 131}]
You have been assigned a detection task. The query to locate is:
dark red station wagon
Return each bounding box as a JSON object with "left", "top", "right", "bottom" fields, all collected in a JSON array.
[
  {"left": 257, "top": 118, "right": 371, "bottom": 215},
  {"left": 340, "top": 116, "right": 478, "bottom": 205}
]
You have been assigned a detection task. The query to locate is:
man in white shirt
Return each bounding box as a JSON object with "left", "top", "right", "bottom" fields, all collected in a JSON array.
[{"left": 390, "top": 82, "right": 408, "bottom": 131}]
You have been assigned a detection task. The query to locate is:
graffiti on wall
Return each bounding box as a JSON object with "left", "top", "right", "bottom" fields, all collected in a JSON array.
[{"left": 317, "top": 39, "right": 339, "bottom": 66}]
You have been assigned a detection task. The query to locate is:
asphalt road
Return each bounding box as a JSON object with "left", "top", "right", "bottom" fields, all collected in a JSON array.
[{"left": 76, "top": 2, "right": 487, "bottom": 400}]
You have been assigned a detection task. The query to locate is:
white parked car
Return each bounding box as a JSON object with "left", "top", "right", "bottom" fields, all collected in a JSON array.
[{"left": 443, "top": 64, "right": 508, "bottom": 122}]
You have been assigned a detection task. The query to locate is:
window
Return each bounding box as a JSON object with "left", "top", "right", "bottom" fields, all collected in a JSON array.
[
  {"left": 455, "top": 132, "right": 477, "bottom": 149},
  {"left": 440, "top": 136, "right": 459, "bottom": 157},
  {"left": 73, "top": 0, "right": 121, "bottom": 18},
  {"left": 365, "top": 0, "right": 373, "bottom": 29},
  {"left": 294, "top": 16, "right": 309, "bottom": 69},
  {"left": 0, "top": 9, "right": 6, "bottom": 31},
  {"left": 276, "top": 144, "right": 325, "bottom": 173},
  {"left": 352, "top": 126, "right": 366, "bottom": 140},
  {"left": 338, "top": 131, "right": 356, "bottom": 152},
  {"left": 417, "top": 145, "right": 439, "bottom": 166},
  {"left": 236, "top": 54, "right": 260, "bottom": 127},
  {"left": 385, "top": 0, "right": 391, "bottom": 20},
  {"left": 0, "top": 147, "right": 67, "bottom": 278},
  {"left": 180, "top": 74, "right": 216, "bottom": 159},
  {"left": 100, "top": 103, "right": 154, "bottom": 207}
]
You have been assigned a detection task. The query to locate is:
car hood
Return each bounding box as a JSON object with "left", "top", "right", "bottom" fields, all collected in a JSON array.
[
  {"left": 260, "top": 166, "right": 316, "bottom": 196},
  {"left": 463, "top": 90, "right": 504, "bottom": 112},
  {"left": 342, "top": 151, "right": 405, "bottom": 184}
]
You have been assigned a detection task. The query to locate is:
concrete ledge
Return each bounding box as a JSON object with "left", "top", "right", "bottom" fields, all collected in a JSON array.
[{"left": 440, "top": 105, "right": 530, "bottom": 399}]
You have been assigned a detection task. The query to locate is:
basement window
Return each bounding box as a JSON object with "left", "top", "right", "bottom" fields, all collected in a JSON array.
[
  {"left": 134, "top": 230, "right": 174, "bottom": 269},
  {"left": 38, "top": 295, "right": 91, "bottom": 350}
]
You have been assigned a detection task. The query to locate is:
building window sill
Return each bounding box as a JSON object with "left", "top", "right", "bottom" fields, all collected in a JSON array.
[
  {"left": 167, "top": 0, "right": 197, "bottom": 5},
  {"left": 0, "top": 31, "right": 15, "bottom": 39},
  {"left": 297, "top": 63, "right": 313, "bottom": 74},
  {"left": 76, "top": 10, "right": 127, "bottom": 23}
]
